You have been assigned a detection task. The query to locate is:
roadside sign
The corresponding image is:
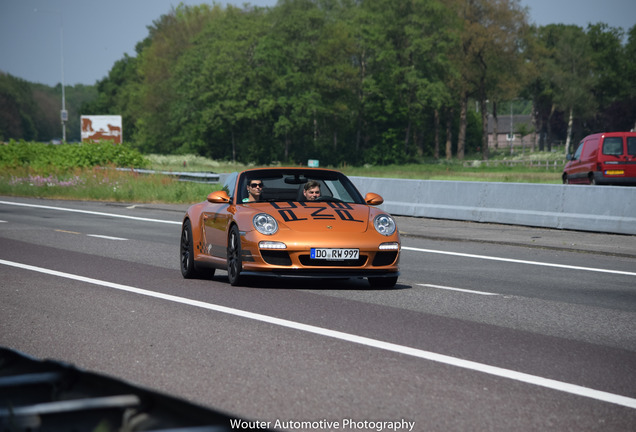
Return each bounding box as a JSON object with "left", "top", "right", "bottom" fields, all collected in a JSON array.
[{"left": 81, "top": 115, "right": 122, "bottom": 144}]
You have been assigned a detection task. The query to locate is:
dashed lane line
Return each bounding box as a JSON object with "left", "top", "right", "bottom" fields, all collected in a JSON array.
[{"left": 418, "top": 283, "right": 500, "bottom": 296}]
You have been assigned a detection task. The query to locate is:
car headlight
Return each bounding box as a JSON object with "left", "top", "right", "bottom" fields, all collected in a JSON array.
[
  {"left": 374, "top": 214, "right": 396, "bottom": 236},
  {"left": 253, "top": 213, "right": 278, "bottom": 235}
]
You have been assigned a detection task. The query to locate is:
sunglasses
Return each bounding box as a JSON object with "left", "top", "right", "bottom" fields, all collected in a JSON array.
[{"left": 249, "top": 183, "right": 263, "bottom": 188}]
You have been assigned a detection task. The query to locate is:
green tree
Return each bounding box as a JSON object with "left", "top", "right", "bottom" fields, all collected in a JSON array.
[
  {"left": 624, "top": 25, "right": 636, "bottom": 131},
  {"left": 135, "top": 4, "right": 217, "bottom": 153},
  {"left": 587, "top": 23, "right": 633, "bottom": 132},
  {"left": 0, "top": 73, "right": 39, "bottom": 141},
  {"left": 255, "top": 0, "right": 325, "bottom": 163},
  {"left": 449, "top": 0, "right": 529, "bottom": 160},
  {"left": 545, "top": 25, "right": 596, "bottom": 154},
  {"left": 174, "top": 4, "right": 268, "bottom": 161}
]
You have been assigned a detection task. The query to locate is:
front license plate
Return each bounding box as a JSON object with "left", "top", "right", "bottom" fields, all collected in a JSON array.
[{"left": 311, "top": 248, "right": 359, "bottom": 260}]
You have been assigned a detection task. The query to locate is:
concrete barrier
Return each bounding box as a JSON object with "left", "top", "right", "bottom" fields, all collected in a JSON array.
[{"left": 350, "top": 177, "right": 636, "bottom": 235}]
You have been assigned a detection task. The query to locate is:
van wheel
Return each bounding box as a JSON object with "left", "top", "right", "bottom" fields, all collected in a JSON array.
[
  {"left": 588, "top": 174, "right": 596, "bottom": 185},
  {"left": 562, "top": 175, "right": 569, "bottom": 184}
]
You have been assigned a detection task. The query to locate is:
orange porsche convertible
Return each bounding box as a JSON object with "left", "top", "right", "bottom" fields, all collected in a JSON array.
[{"left": 180, "top": 168, "right": 400, "bottom": 287}]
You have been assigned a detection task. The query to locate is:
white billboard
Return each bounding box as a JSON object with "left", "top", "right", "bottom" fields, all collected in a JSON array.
[{"left": 81, "top": 115, "right": 122, "bottom": 144}]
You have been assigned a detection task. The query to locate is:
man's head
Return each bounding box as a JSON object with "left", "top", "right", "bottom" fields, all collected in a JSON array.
[
  {"left": 247, "top": 179, "right": 263, "bottom": 201},
  {"left": 303, "top": 180, "right": 321, "bottom": 201}
]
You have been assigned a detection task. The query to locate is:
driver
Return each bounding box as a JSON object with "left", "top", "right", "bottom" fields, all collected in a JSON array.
[
  {"left": 243, "top": 179, "right": 263, "bottom": 202},
  {"left": 303, "top": 180, "right": 321, "bottom": 201}
]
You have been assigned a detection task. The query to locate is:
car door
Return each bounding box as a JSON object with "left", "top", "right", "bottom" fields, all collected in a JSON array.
[
  {"left": 600, "top": 136, "right": 627, "bottom": 181},
  {"left": 202, "top": 203, "right": 233, "bottom": 258},
  {"left": 202, "top": 172, "right": 239, "bottom": 259},
  {"left": 567, "top": 140, "right": 586, "bottom": 182}
]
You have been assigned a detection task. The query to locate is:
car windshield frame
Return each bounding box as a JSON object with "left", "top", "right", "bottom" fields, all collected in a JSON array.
[{"left": 236, "top": 169, "right": 365, "bottom": 204}]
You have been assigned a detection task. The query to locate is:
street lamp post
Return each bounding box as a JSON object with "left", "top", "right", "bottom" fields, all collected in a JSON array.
[
  {"left": 35, "top": 8, "right": 66, "bottom": 142},
  {"left": 60, "top": 23, "right": 67, "bottom": 142}
]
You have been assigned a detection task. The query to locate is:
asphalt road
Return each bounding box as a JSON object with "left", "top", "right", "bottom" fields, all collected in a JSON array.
[{"left": 1, "top": 196, "right": 635, "bottom": 431}]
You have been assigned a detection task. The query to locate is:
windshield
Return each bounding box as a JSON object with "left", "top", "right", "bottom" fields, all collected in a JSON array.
[{"left": 237, "top": 169, "right": 364, "bottom": 204}]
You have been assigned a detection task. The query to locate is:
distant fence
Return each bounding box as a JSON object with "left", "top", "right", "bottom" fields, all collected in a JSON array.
[
  {"left": 350, "top": 177, "right": 636, "bottom": 235},
  {"left": 462, "top": 160, "right": 566, "bottom": 169}
]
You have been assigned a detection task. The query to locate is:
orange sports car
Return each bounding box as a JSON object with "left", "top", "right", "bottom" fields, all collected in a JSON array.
[{"left": 180, "top": 167, "right": 400, "bottom": 287}]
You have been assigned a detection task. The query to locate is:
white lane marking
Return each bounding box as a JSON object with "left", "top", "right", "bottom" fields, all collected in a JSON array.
[
  {"left": 87, "top": 234, "right": 128, "bottom": 241},
  {"left": 55, "top": 229, "right": 81, "bottom": 235},
  {"left": 0, "top": 200, "right": 181, "bottom": 225},
  {"left": 402, "top": 246, "right": 636, "bottom": 277},
  {"left": 1, "top": 258, "right": 635, "bottom": 410},
  {"left": 54, "top": 229, "right": 127, "bottom": 241},
  {"left": 419, "top": 283, "right": 499, "bottom": 296}
]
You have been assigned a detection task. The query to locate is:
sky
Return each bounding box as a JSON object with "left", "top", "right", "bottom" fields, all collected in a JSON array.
[{"left": 1, "top": 0, "right": 635, "bottom": 87}]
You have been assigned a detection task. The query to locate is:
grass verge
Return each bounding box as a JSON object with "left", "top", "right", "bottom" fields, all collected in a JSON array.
[
  {"left": 0, "top": 167, "right": 220, "bottom": 204},
  {"left": 0, "top": 144, "right": 565, "bottom": 204}
]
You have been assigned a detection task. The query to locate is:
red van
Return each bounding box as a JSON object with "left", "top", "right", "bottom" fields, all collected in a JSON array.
[{"left": 563, "top": 132, "right": 636, "bottom": 185}]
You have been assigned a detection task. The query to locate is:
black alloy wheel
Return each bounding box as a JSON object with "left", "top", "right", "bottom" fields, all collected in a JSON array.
[
  {"left": 227, "top": 225, "right": 243, "bottom": 286},
  {"left": 180, "top": 220, "right": 198, "bottom": 278}
]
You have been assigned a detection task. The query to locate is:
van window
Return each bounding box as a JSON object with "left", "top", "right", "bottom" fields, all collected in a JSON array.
[
  {"left": 572, "top": 141, "right": 584, "bottom": 160},
  {"left": 582, "top": 138, "right": 598, "bottom": 158},
  {"left": 628, "top": 137, "right": 636, "bottom": 156},
  {"left": 602, "top": 137, "right": 623, "bottom": 156}
]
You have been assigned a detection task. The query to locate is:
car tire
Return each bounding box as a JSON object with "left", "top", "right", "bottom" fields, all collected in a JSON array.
[
  {"left": 227, "top": 225, "right": 243, "bottom": 286},
  {"left": 180, "top": 219, "right": 200, "bottom": 279},
  {"left": 368, "top": 276, "right": 398, "bottom": 288}
]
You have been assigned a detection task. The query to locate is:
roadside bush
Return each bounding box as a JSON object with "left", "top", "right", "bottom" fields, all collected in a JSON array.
[{"left": 0, "top": 140, "right": 149, "bottom": 171}]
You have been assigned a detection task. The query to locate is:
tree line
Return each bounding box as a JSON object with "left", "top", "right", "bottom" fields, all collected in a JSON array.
[
  {"left": 2, "top": 0, "right": 635, "bottom": 166},
  {"left": 0, "top": 75, "right": 95, "bottom": 143}
]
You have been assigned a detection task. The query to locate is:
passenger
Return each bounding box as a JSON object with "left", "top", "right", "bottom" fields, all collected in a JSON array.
[
  {"left": 303, "top": 180, "right": 321, "bottom": 201},
  {"left": 243, "top": 179, "right": 263, "bottom": 202}
]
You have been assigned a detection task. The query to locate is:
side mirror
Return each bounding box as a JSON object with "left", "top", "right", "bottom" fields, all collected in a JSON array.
[
  {"left": 207, "top": 190, "right": 231, "bottom": 203},
  {"left": 566, "top": 153, "right": 573, "bottom": 161},
  {"left": 364, "top": 192, "right": 384, "bottom": 206}
]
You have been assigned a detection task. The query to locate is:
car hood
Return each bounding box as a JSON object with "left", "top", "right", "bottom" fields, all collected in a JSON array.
[{"left": 253, "top": 202, "right": 372, "bottom": 233}]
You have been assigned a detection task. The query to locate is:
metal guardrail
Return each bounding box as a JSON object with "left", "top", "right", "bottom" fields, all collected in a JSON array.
[{"left": 116, "top": 168, "right": 220, "bottom": 183}]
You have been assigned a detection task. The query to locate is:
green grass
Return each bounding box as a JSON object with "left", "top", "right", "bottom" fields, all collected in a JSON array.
[
  {"left": 339, "top": 162, "right": 563, "bottom": 183},
  {"left": 146, "top": 150, "right": 566, "bottom": 184},
  {"left": 0, "top": 143, "right": 566, "bottom": 204},
  {"left": 0, "top": 167, "right": 220, "bottom": 204}
]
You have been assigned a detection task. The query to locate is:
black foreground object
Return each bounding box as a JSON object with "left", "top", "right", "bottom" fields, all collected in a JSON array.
[{"left": 0, "top": 347, "right": 271, "bottom": 432}]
